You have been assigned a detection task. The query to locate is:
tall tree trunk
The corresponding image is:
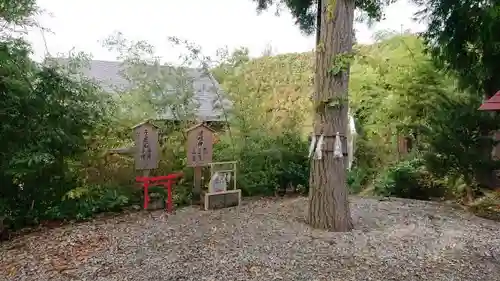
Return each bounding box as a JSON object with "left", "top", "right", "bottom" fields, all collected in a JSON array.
[
  {"left": 315, "top": 0, "right": 322, "bottom": 45},
  {"left": 308, "top": 0, "right": 354, "bottom": 231}
]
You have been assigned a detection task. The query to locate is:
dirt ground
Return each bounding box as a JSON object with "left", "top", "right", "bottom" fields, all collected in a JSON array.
[{"left": 1, "top": 196, "right": 499, "bottom": 281}]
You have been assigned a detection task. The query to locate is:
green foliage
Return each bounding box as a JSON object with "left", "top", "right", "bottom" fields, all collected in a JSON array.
[
  {"left": 214, "top": 50, "right": 314, "bottom": 134},
  {"left": 415, "top": 0, "right": 500, "bottom": 97},
  {"left": 0, "top": 0, "right": 36, "bottom": 26},
  {"left": 253, "top": 0, "right": 398, "bottom": 34},
  {"left": 214, "top": 130, "right": 309, "bottom": 197},
  {"left": 469, "top": 191, "right": 500, "bottom": 221},
  {"left": 374, "top": 158, "right": 445, "bottom": 200},
  {"left": 211, "top": 34, "right": 470, "bottom": 198},
  {"left": 0, "top": 2, "right": 124, "bottom": 232},
  {"left": 421, "top": 94, "right": 500, "bottom": 187},
  {"left": 0, "top": 39, "right": 110, "bottom": 229},
  {"left": 328, "top": 52, "right": 354, "bottom": 75},
  {"left": 45, "top": 184, "right": 139, "bottom": 221},
  {"left": 347, "top": 167, "right": 370, "bottom": 194},
  {"left": 210, "top": 46, "right": 312, "bottom": 196}
]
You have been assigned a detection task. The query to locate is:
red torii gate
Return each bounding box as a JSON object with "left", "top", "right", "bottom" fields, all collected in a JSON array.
[{"left": 136, "top": 173, "right": 183, "bottom": 212}]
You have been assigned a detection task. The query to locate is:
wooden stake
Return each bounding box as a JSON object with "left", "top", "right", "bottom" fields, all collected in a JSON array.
[
  {"left": 193, "top": 166, "right": 202, "bottom": 205},
  {"left": 142, "top": 169, "right": 150, "bottom": 210}
]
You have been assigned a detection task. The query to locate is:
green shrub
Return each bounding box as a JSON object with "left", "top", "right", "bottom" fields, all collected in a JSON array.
[
  {"left": 214, "top": 131, "right": 309, "bottom": 196},
  {"left": 421, "top": 93, "right": 500, "bottom": 194},
  {"left": 0, "top": 41, "right": 110, "bottom": 231},
  {"left": 347, "top": 167, "right": 370, "bottom": 194},
  {"left": 469, "top": 191, "right": 500, "bottom": 221},
  {"left": 173, "top": 184, "right": 192, "bottom": 206},
  {"left": 374, "top": 158, "right": 445, "bottom": 200},
  {"left": 45, "top": 183, "right": 140, "bottom": 221}
]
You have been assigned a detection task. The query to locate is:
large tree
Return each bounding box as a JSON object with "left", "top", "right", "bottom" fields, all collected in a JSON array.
[
  {"left": 0, "top": 0, "right": 109, "bottom": 232},
  {"left": 414, "top": 0, "right": 500, "bottom": 99},
  {"left": 412, "top": 0, "right": 500, "bottom": 194},
  {"left": 252, "top": 0, "right": 395, "bottom": 231}
]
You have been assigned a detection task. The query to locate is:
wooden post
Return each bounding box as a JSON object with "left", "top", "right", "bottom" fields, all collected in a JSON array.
[
  {"left": 131, "top": 119, "right": 159, "bottom": 210},
  {"left": 193, "top": 166, "right": 202, "bottom": 204},
  {"left": 133, "top": 120, "right": 159, "bottom": 171},
  {"left": 186, "top": 123, "right": 215, "bottom": 206}
]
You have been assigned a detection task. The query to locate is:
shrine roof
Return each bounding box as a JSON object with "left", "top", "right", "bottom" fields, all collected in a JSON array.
[{"left": 479, "top": 91, "right": 500, "bottom": 111}]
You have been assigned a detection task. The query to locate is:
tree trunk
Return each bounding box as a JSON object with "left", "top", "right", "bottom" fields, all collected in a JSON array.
[
  {"left": 308, "top": 0, "right": 354, "bottom": 231},
  {"left": 463, "top": 176, "right": 474, "bottom": 205}
]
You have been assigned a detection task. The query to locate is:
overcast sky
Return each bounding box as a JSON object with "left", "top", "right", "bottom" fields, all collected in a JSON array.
[{"left": 25, "top": 0, "right": 425, "bottom": 63}]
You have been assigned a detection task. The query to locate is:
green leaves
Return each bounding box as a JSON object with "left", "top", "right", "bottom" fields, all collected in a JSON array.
[
  {"left": 328, "top": 52, "right": 354, "bottom": 75},
  {"left": 0, "top": 37, "right": 110, "bottom": 229},
  {"left": 252, "top": 0, "right": 398, "bottom": 33},
  {"left": 374, "top": 158, "right": 445, "bottom": 200},
  {"left": 422, "top": 93, "right": 500, "bottom": 185},
  {"left": 415, "top": 0, "right": 500, "bottom": 97},
  {"left": 0, "top": 0, "right": 36, "bottom": 23}
]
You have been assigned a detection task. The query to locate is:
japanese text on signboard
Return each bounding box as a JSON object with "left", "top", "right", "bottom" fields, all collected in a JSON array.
[{"left": 186, "top": 124, "right": 213, "bottom": 167}]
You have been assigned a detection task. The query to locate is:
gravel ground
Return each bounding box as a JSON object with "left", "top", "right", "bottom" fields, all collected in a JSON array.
[{"left": 1, "top": 196, "right": 500, "bottom": 281}]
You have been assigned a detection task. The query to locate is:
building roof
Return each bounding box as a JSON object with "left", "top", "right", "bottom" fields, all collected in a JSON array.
[
  {"left": 50, "top": 58, "right": 231, "bottom": 121},
  {"left": 185, "top": 122, "right": 216, "bottom": 133},
  {"left": 479, "top": 91, "right": 500, "bottom": 111}
]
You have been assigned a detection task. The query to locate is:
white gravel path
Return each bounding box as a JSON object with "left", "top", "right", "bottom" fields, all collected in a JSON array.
[{"left": 1, "top": 196, "right": 499, "bottom": 281}]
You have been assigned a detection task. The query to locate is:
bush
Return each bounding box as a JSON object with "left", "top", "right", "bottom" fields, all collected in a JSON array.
[
  {"left": 469, "top": 191, "right": 500, "bottom": 221},
  {"left": 0, "top": 41, "right": 110, "bottom": 231},
  {"left": 374, "top": 158, "right": 445, "bottom": 200},
  {"left": 347, "top": 167, "right": 370, "bottom": 194},
  {"left": 44, "top": 183, "right": 141, "bottom": 221},
  {"left": 214, "top": 131, "right": 309, "bottom": 196},
  {"left": 421, "top": 93, "right": 500, "bottom": 197}
]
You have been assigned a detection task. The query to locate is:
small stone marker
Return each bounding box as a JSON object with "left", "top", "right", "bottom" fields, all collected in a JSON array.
[
  {"left": 209, "top": 172, "right": 228, "bottom": 193},
  {"left": 204, "top": 161, "right": 241, "bottom": 210}
]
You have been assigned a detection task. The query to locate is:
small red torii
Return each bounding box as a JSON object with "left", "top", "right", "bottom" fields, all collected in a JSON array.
[{"left": 136, "top": 173, "right": 183, "bottom": 213}]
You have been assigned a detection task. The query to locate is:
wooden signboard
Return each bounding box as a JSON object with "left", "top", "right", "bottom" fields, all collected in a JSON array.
[
  {"left": 186, "top": 123, "right": 215, "bottom": 204},
  {"left": 133, "top": 120, "right": 160, "bottom": 171},
  {"left": 186, "top": 123, "right": 214, "bottom": 167}
]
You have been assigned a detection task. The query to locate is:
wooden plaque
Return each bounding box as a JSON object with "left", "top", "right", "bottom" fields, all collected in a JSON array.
[
  {"left": 186, "top": 123, "right": 214, "bottom": 167},
  {"left": 133, "top": 121, "right": 160, "bottom": 170}
]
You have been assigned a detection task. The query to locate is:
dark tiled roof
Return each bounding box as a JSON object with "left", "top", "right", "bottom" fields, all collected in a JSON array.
[{"left": 49, "top": 58, "right": 231, "bottom": 121}]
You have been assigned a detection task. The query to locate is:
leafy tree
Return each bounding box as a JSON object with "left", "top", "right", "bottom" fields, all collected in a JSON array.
[
  {"left": 414, "top": 0, "right": 500, "bottom": 98},
  {"left": 422, "top": 94, "right": 500, "bottom": 202},
  {"left": 214, "top": 51, "right": 313, "bottom": 135},
  {"left": 252, "top": 0, "right": 396, "bottom": 231},
  {"left": 103, "top": 32, "right": 199, "bottom": 125},
  {"left": 413, "top": 0, "right": 500, "bottom": 195},
  {"left": 0, "top": 0, "right": 37, "bottom": 35},
  {"left": 0, "top": 2, "right": 109, "bottom": 230},
  {"left": 209, "top": 48, "right": 311, "bottom": 197},
  {"left": 350, "top": 34, "right": 458, "bottom": 168}
]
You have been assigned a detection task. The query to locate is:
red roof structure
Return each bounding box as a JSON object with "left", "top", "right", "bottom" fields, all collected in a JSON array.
[{"left": 479, "top": 91, "right": 500, "bottom": 111}]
